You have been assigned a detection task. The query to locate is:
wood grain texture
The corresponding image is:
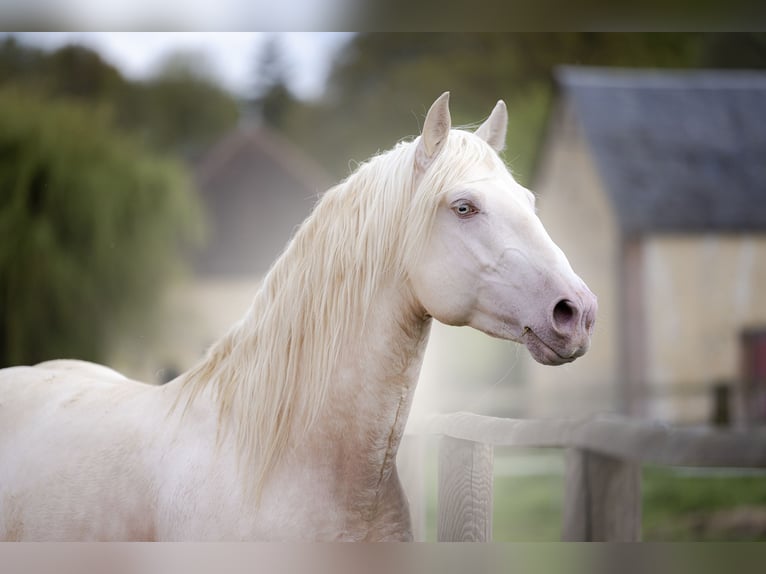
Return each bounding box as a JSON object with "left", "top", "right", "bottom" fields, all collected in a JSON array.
[
  {"left": 397, "top": 434, "right": 427, "bottom": 541},
  {"left": 426, "top": 412, "right": 766, "bottom": 468},
  {"left": 423, "top": 412, "right": 766, "bottom": 542},
  {"left": 437, "top": 437, "right": 493, "bottom": 542},
  {"left": 562, "top": 448, "right": 641, "bottom": 541}
]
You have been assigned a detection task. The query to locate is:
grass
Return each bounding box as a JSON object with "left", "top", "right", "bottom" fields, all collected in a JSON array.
[
  {"left": 642, "top": 466, "right": 766, "bottom": 541},
  {"left": 423, "top": 448, "right": 766, "bottom": 541}
]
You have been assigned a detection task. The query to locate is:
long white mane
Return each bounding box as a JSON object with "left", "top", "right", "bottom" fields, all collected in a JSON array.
[{"left": 178, "top": 129, "right": 494, "bottom": 497}]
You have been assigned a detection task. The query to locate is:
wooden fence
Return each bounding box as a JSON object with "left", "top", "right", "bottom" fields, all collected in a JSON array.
[{"left": 400, "top": 412, "right": 766, "bottom": 541}]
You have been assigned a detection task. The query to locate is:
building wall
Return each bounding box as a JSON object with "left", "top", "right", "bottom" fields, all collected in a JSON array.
[
  {"left": 110, "top": 276, "right": 262, "bottom": 383},
  {"left": 642, "top": 234, "right": 766, "bottom": 423},
  {"left": 196, "top": 143, "right": 319, "bottom": 277},
  {"left": 526, "top": 100, "right": 621, "bottom": 418}
]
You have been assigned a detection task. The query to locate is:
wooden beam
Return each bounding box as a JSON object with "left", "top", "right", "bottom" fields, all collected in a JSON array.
[
  {"left": 562, "top": 448, "right": 642, "bottom": 541},
  {"left": 427, "top": 412, "right": 766, "bottom": 468},
  {"left": 397, "top": 434, "right": 427, "bottom": 541},
  {"left": 437, "top": 437, "right": 493, "bottom": 542}
]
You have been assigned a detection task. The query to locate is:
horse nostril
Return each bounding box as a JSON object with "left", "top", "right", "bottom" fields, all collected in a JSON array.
[{"left": 553, "top": 299, "right": 577, "bottom": 330}]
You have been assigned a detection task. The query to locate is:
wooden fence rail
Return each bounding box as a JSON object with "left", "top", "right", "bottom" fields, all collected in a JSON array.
[{"left": 417, "top": 412, "right": 766, "bottom": 541}]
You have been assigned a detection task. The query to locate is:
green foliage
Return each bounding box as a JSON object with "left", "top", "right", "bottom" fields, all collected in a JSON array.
[
  {"left": 248, "top": 36, "right": 299, "bottom": 130},
  {"left": 42, "top": 44, "right": 126, "bottom": 102},
  {"left": 642, "top": 466, "right": 766, "bottom": 541},
  {"left": 492, "top": 472, "right": 566, "bottom": 541},
  {"left": 256, "top": 82, "right": 295, "bottom": 129},
  {"left": 0, "top": 88, "right": 203, "bottom": 367},
  {"left": 0, "top": 36, "right": 240, "bottom": 157},
  {"left": 129, "top": 62, "right": 241, "bottom": 156},
  {"left": 281, "top": 33, "right": 766, "bottom": 187},
  {"left": 0, "top": 37, "right": 234, "bottom": 366}
]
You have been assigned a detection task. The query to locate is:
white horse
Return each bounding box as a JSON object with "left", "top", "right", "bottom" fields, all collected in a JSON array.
[{"left": 0, "top": 93, "right": 596, "bottom": 541}]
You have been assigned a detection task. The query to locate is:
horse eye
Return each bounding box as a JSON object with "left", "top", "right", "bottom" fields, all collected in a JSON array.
[{"left": 452, "top": 201, "right": 478, "bottom": 218}]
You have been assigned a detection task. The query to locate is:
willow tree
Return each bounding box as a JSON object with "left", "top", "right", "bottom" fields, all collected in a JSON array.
[{"left": 0, "top": 89, "right": 203, "bottom": 368}]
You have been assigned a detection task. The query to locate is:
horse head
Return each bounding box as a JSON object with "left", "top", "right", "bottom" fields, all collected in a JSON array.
[{"left": 409, "top": 92, "right": 597, "bottom": 366}]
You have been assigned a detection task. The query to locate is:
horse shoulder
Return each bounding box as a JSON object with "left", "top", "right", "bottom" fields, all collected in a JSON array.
[
  {"left": 0, "top": 366, "right": 173, "bottom": 540},
  {"left": 33, "top": 359, "right": 129, "bottom": 383}
]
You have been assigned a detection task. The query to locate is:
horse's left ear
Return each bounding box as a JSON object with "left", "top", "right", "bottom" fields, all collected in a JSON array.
[
  {"left": 415, "top": 92, "right": 451, "bottom": 173},
  {"left": 475, "top": 100, "right": 507, "bottom": 153}
]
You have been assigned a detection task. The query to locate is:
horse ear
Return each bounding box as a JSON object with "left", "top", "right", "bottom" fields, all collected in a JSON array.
[
  {"left": 475, "top": 100, "right": 507, "bottom": 152},
  {"left": 415, "top": 92, "right": 451, "bottom": 172}
]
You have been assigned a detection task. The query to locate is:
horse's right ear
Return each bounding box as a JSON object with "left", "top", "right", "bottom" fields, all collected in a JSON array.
[
  {"left": 415, "top": 92, "right": 451, "bottom": 173},
  {"left": 475, "top": 99, "right": 507, "bottom": 152}
]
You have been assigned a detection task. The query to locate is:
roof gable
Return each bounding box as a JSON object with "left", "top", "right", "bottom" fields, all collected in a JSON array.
[
  {"left": 557, "top": 67, "right": 766, "bottom": 235},
  {"left": 193, "top": 127, "right": 331, "bottom": 276}
]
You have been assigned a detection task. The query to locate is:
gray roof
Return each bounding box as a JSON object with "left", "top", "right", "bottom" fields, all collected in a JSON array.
[
  {"left": 193, "top": 126, "right": 330, "bottom": 276},
  {"left": 557, "top": 66, "right": 766, "bottom": 235}
]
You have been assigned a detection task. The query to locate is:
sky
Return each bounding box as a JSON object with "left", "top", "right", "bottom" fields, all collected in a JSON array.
[{"left": 11, "top": 32, "right": 355, "bottom": 100}]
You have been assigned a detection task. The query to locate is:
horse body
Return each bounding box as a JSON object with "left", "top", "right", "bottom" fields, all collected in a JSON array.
[
  {"left": 1, "top": 280, "right": 426, "bottom": 541},
  {"left": 0, "top": 365, "right": 173, "bottom": 540},
  {"left": 0, "top": 93, "right": 596, "bottom": 540},
  {"left": 0, "top": 355, "right": 415, "bottom": 541}
]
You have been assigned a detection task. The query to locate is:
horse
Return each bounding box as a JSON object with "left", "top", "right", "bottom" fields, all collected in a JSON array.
[{"left": 0, "top": 93, "right": 596, "bottom": 541}]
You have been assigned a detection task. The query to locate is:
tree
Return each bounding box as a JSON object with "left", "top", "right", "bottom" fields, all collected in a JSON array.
[
  {"left": 280, "top": 33, "right": 766, "bottom": 185},
  {"left": 43, "top": 43, "right": 126, "bottom": 102},
  {"left": 249, "top": 36, "right": 296, "bottom": 129},
  {"left": 0, "top": 37, "right": 240, "bottom": 159},
  {"left": 0, "top": 88, "right": 203, "bottom": 367},
  {"left": 135, "top": 53, "right": 241, "bottom": 159}
]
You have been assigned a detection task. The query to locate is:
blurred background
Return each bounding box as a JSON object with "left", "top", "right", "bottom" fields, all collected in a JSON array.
[{"left": 2, "top": 32, "right": 766, "bottom": 540}]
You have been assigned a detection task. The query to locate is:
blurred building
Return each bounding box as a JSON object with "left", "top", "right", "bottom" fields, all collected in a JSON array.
[
  {"left": 194, "top": 126, "right": 331, "bottom": 276},
  {"left": 112, "top": 125, "right": 330, "bottom": 381},
  {"left": 528, "top": 67, "right": 766, "bottom": 425}
]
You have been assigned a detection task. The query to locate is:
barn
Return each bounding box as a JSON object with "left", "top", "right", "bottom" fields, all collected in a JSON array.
[{"left": 527, "top": 67, "right": 766, "bottom": 425}]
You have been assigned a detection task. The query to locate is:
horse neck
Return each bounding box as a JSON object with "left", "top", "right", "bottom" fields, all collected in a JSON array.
[
  {"left": 198, "top": 271, "right": 431, "bottom": 509},
  {"left": 176, "top": 170, "right": 433, "bottom": 503},
  {"left": 313, "top": 279, "right": 431, "bottom": 465}
]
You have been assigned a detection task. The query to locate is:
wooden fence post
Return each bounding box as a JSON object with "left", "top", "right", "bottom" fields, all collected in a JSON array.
[
  {"left": 397, "top": 434, "right": 427, "bottom": 541},
  {"left": 562, "top": 448, "right": 642, "bottom": 541},
  {"left": 437, "top": 436, "right": 493, "bottom": 541}
]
